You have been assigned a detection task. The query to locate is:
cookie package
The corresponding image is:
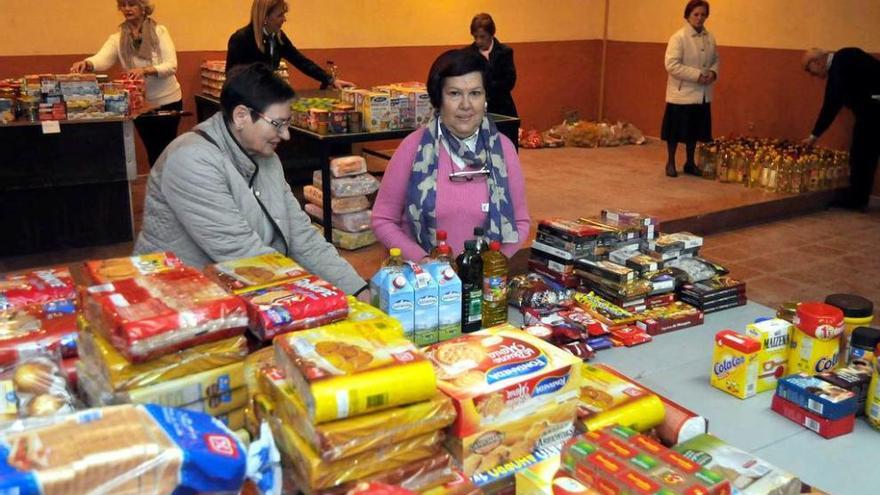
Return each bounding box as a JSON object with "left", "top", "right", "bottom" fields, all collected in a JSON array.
[
  {"left": 204, "top": 253, "right": 310, "bottom": 294},
  {"left": 83, "top": 252, "right": 184, "bottom": 284}
]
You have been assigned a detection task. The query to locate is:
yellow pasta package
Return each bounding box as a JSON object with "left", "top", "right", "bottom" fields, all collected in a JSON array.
[
  {"left": 274, "top": 317, "right": 436, "bottom": 424},
  {"left": 423, "top": 324, "right": 581, "bottom": 438},
  {"left": 259, "top": 364, "right": 456, "bottom": 461},
  {"left": 77, "top": 316, "right": 248, "bottom": 391},
  {"left": 272, "top": 416, "right": 445, "bottom": 491}
]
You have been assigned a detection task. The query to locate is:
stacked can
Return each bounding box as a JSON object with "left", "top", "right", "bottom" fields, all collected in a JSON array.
[
  {"left": 825, "top": 293, "right": 874, "bottom": 367},
  {"left": 788, "top": 302, "right": 844, "bottom": 375}
]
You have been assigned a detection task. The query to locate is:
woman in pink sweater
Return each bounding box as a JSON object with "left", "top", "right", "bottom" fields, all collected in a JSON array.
[{"left": 372, "top": 49, "right": 530, "bottom": 261}]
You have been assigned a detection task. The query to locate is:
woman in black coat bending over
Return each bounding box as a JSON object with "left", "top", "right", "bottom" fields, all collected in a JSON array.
[{"left": 226, "top": 0, "right": 354, "bottom": 89}]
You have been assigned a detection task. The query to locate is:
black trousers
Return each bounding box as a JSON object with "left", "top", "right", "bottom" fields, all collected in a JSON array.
[
  {"left": 134, "top": 100, "right": 183, "bottom": 167},
  {"left": 848, "top": 104, "right": 880, "bottom": 208}
]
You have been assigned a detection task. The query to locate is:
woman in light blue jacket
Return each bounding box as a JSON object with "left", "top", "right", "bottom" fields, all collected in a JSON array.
[{"left": 661, "top": 0, "right": 719, "bottom": 177}]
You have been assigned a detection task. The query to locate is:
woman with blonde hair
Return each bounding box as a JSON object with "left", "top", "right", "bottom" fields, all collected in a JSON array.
[
  {"left": 226, "top": 0, "right": 354, "bottom": 89},
  {"left": 71, "top": 0, "right": 183, "bottom": 167}
]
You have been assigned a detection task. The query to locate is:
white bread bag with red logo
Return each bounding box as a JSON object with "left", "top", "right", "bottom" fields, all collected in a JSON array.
[{"left": 0, "top": 404, "right": 281, "bottom": 495}]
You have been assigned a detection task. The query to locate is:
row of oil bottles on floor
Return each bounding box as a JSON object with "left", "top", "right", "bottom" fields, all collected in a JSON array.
[
  {"left": 696, "top": 136, "right": 849, "bottom": 193},
  {"left": 370, "top": 227, "right": 508, "bottom": 347}
]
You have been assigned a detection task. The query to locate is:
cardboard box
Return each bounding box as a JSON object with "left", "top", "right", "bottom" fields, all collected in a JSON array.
[
  {"left": 744, "top": 318, "right": 792, "bottom": 393},
  {"left": 771, "top": 394, "right": 855, "bottom": 439},
  {"left": 710, "top": 330, "right": 760, "bottom": 399},
  {"left": 362, "top": 92, "right": 391, "bottom": 131},
  {"left": 775, "top": 373, "right": 857, "bottom": 420}
]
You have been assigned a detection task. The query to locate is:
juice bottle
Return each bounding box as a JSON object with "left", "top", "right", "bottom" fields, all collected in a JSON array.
[
  {"left": 455, "top": 240, "right": 483, "bottom": 333},
  {"left": 429, "top": 230, "right": 451, "bottom": 259},
  {"left": 481, "top": 240, "right": 508, "bottom": 327}
]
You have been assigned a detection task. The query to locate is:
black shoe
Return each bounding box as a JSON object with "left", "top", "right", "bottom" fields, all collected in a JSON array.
[
  {"left": 666, "top": 163, "right": 678, "bottom": 177},
  {"left": 683, "top": 163, "right": 701, "bottom": 176}
]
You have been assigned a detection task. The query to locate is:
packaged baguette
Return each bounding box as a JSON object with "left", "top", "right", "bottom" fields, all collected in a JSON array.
[
  {"left": 304, "top": 185, "right": 370, "bottom": 214},
  {"left": 304, "top": 203, "right": 373, "bottom": 233},
  {"left": 204, "top": 252, "right": 309, "bottom": 294},
  {"left": 77, "top": 315, "right": 247, "bottom": 391},
  {"left": 239, "top": 275, "right": 349, "bottom": 341},
  {"left": 84, "top": 251, "right": 183, "bottom": 284},
  {"left": 260, "top": 364, "right": 455, "bottom": 461},
  {"left": 0, "top": 404, "right": 282, "bottom": 495},
  {"left": 273, "top": 416, "right": 445, "bottom": 491},
  {"left": 274, "top": 317, "right": 437, "bottom": 424},
  {"left": 83, "top": 267, "right": 248, "bottom": 362},
  {"left": 329, "top": 155, "right": 368, "bottom": 177}
]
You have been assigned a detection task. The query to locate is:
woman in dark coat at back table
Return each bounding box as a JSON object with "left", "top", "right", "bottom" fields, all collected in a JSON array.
[
  {"left": 468, "top": 12, "right": 518, "bottom": 117},
  {"left": 226, "top": 0, "right": 354, "bottom": 89}
]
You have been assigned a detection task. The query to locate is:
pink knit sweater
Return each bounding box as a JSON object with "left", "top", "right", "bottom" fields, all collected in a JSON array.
[{"left": 372, "top": 127, "right": 530, "bottom": 261}]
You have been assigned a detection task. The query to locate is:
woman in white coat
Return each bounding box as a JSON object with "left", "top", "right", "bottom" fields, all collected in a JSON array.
[
  {"left": 661, "top": 0, "right": 719, "bottom": 177},
  {"left": 71, "top": 0, "right": 183, "bottom": 167}
]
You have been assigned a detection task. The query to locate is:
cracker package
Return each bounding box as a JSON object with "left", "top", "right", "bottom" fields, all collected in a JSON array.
[
  {"left": 274, "top": 318, "right": 437, "bottom": 424},
  {"left": 273, "top": 416, "right": 445, "bottom": 491},
  {"left": 561, "top": 426, "right": 731, "bottom": 495},
  {"left": 204, "top": 253, "right": 309, "bottom": 294},
  {"left": 576, "top": 363, "right": 665, "bottom": 433},
  {"left": 84, "top": 251, "right": 184, "bottom": 284},
  {"left": 423, "top": 324, "right": 581, "bottom": 438},
  {"left": 0, "top": 404, "right": 282, "bottom": 495},
  {"left": 82, "top": 267, "right": 248, "bottom": 362},
  {"left": 260, "top": 364, "right": 456, "bottom": 462},
  {"left": 0, "top": 267, "right": 76, "bottom": 317},
  {"left": 0, "top": 312, "right": 78, "bottom": 366},
  {"left": 77, "top": 315, "right": 247, "bottom": 391},
  {"left": 239, "top": 275, "right": 349, "bottom": 341},
  {"left": 673, "top": 433, "right": 801, "bottom": 495},
  {"left": 295, "top": 452, "right": 455, "bottom": 495}
]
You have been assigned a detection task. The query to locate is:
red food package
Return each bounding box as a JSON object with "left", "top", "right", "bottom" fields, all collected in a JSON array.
[
  {"left": 558, "top": 308, "right": 609, "bottom": 337},
  {"left": 83, "top": 267, "right": 248, "bottom": 362},
  {"left": 0, "top": 267, "right": 76, "bottom": 316},
  {"left": 609, "top": 325, "right": 653, "bottom": 347},
  {"left": 346, "top": 482, "right": 417, "bottom": 495},
  {"left": 238, "top": 275, "right": 349, "bottom": 341},
  {"left": 0, "top": 312, "right": 78, "bottom": 366},
  {"left": 84, "top": 251, "right": 184, "bottom": 284}
]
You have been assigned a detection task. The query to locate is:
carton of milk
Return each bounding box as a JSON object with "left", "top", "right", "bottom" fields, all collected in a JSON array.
[
  {"left": 370, "top": 266, "right": 414, "bottom": 340},
  {"left": 404, "top": 261, "right": 439, "bottom": 346},
  {"left": 745, "top": 318, "right": 792, "bottom": 393},
  {"left": 362, "top": 92, "right": 391, "bottom": 132},
  {"left": 424, "top": 261, "right": 462, "bottom": 342}
]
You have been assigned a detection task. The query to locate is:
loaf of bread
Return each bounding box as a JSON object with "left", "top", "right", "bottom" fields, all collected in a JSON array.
[{"left": 329, "top": 155, "right": 367, "bottom": 177}]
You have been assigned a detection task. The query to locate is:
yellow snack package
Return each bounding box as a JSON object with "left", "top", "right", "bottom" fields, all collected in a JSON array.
[
  {"left": 125, "top": 361, "right": 245, "bottom": 405},
  {"left": 274, "top": 317, "right": 437, "bottom": 424},
  {"left": 710, "top": 330, "right": 760, "bottom": 399},
  {"left": 272, "top": 415, "right": 445, "bottom": 490},
  {"left": 259, "top": 364, "right": 456, "bottom": 462},
  {"left": 204, "top": 252, "right": 309, "bottom": 294},
  {"left": 217, "top": 406, "right": 247, "bottom": 431},
  {"left": 77, "top": 316, "right": 248, "bottom": 391},
  {"left": 577, "top": 363, "right": 665, "bottom": 433}
]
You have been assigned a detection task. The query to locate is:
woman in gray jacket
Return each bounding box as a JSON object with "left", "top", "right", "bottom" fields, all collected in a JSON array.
[{"left": 134, "top": 63, "right": 368, "bottom": 297}]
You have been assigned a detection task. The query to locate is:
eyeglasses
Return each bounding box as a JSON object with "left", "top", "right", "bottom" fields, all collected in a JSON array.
[
  {"left": 449, "top": 167, "right": 490, "bottom": 182},
  {"left": 248, "top": 107, "right": 291, "bottom": 133}
]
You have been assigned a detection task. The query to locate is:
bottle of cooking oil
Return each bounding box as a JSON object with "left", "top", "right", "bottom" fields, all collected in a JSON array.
[
  {"left": 481, "top": 241, "right": 508, "bottom": 327},
  {"left": 456, "top": 240, "right": 483, "bottom": 333}
]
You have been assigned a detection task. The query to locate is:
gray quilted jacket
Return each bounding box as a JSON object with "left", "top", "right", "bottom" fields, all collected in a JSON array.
[{"left": 134, "top": 112, "right": 366, "bottom": 294}]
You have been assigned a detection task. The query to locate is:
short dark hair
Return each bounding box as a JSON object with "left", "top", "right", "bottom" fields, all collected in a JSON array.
[
  {"left": 470, "top": 12, "right": 496, "bottom": 36},
  {"left": 426, "top": 49, "right": 489, "bottom": 109},
  {"left": 684, "top": 0, "right": 710, "bottom": 18},
  {"left": 220, "top": 63, "right": 295, "bottom": 123}
]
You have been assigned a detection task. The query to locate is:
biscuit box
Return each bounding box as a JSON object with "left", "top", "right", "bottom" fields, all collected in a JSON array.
[
  {"left": 204, "top": 252, "right": 309, "bottom": 294},
  {"left": 274, "top": 317, "right": 437, "bottom": 424},
  {"left": 816, "top": 364, "right": 872, "bottom": 414},
  {"left": 363, "top": 92, "right": 391, "bottom": 131},
  {"left": 774, "top": 373, "right": 857, "bottom": 420},
  {"left": 447, "top": 396, "right": 577, "bottom": 476},
  {"left": 672, "top": 433, "right": 802, "bottom": 495},
  {"left": 560, "top": 425, "right": 731, "bottom": 495},
  {"left": 238, "top": 275, "right": 349, "bottom": 341},
  {"left": 744, "top": 318, "right": 791, "bottom": 393},
  {"left": 770, "top": 394, "right": 855, "bottom": 439},
  {"left": 470, "top": 442, "right": 565, "bottom": 494},
  {"left": 422, "top": 324, "right": 582, "bottom": 438},
  {"left": 710, "top": 330, "right": 760, "bottom": 399}
]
